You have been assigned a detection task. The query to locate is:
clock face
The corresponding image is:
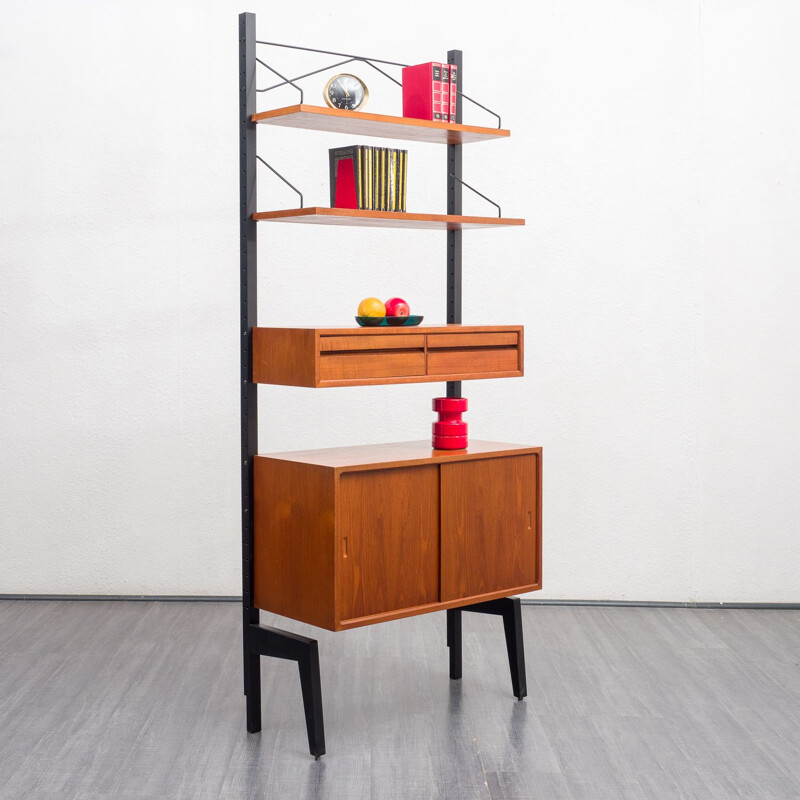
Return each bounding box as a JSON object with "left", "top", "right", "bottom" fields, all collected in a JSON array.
[{"left": 324, "top": 74, "right": 368, "bottom": 111}]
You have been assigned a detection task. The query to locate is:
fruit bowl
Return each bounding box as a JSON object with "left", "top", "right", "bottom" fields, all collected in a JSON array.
[{"left": 355, "top": 315, "right": 424, "bottom": 327}]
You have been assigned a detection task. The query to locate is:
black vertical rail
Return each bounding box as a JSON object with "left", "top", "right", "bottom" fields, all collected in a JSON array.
[
  {"left": 239, "top": 12, "right": 260, "bottom": 709},
  {"left": 446, "top": 50, "right": 463, "bottom": 400}
]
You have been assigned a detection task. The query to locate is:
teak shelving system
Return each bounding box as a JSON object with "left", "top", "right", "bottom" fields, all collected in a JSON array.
[{"left": 239, "top": 13, "right": 542, "bottom": 758}]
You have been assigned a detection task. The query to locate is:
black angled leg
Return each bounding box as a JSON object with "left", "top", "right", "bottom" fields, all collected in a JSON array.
[
  {"left": 446, "top": 608, "right": 462, "bottom": 679},
  {"left": 247, "top": 624, "right": 326, "bottom": 758},
  {"left": 297, "top": 641, "right": 326, "bottom": 759},
  {"left": 454, "top": 596, "right": 528, "bottom": 700},
  {"left": 500, "top": 597, "right": 527, "bottom": 700},
  {"left": 245, "top": 649, "right": 262, "bottom": 732}
]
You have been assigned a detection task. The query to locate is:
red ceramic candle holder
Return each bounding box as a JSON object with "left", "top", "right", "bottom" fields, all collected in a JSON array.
[{"left": 432, "top": 396, "right": 468, "bottom": 450}]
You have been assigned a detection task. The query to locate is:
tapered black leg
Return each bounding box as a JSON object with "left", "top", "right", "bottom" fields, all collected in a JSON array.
[
  {"left": 245, "top": 650, "right": 262, "bottom": 732},
  {"left": 455, "top": 596, "right": 528, "bottom": 700},
  {"left": 247, "top": 624, "right": 325, "bottom": 757},
  {"left": 447, "top": 608, "right": 462, "bottom": 679},
  {"left": 500, "top": 597, "right": 527, "bottom": 700},
  {"left": 298, "top": 641, "right": 326, "bottom": 759}
]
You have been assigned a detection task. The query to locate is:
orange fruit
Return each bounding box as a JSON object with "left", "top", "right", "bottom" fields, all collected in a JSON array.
[{"left": 357, "top": 297, "right": 386, "bottom": 317}]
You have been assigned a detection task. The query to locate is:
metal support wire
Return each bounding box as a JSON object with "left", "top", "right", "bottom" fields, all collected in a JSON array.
[
  {"left": 456, "top": 91, "right": 502, "bottom": 129},
  {"left": 449, "top": 173, "right": 501, "bottom": 217},
  {"left": 255, "top": 56, "right": 304, "bottom": 103},
  {"left": 258, "top": 57, "right": 402, "bottom": 94},
  {"left": 256, "top": 155, "right": 304, "bottom": 208},
  {"left": 255, "top": 40, "right": 501, "bottom": 127},
  {"left": 257, "top": 39, "right": 408, "bottom": 68}
]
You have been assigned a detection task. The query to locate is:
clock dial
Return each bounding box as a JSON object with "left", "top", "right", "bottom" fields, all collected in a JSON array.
[{"left": 324, "top": 74, "right": 368, "bottom": 111}]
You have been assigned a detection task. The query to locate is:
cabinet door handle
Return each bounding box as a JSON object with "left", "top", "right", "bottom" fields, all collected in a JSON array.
[
  {"left": 343, "top": 536, "right": 348, "bottom": 558},
  {"left": 528, "top": 510, "right": 532, "bottom": 530}
]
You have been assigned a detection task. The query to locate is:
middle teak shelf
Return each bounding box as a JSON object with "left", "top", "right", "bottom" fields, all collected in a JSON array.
[
  {"left": 252, "top": 207, "right": 525, "bottom": 230},
  {"left": 252, "top": 325, "right": 524, "bottom": 387}
]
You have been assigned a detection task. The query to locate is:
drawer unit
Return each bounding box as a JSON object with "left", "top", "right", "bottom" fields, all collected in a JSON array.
[
  {"left": 253, "top": 440, "right": 542, "bottom": 631},
  {"left": 252, "top": 325, "right": 523, "bottom": 387}
]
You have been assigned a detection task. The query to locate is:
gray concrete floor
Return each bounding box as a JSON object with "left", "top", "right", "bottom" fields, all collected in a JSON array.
[{"left": 0, "top": 600, "right": 798, "bottom": 799}]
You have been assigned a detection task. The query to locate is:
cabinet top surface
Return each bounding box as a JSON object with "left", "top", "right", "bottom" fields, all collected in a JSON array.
[
  {"left": 255, "top": 324, "right": 522, "bottom": 335},
  {"left": 257, "top": 440, "right": 541, "bottom": 471}
]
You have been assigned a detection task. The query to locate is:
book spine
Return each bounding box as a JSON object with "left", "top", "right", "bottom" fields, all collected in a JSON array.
[
  {"left": 405, "top": 149, "right": 408, "bottom": 211},
  {"left": 432, "top": 62, "right": 443, "bottom": 121},
  {"left": 390, "top": 149, "right": 397, "bottom": 212},
  {"left": 377, "top": 148, "right": 383, "bottom": 212},
  {"left": 370, "top": 147, "right": 380, "bottom": 211},
  {"left": 449, "top": 64, "right": 458, "bottom": 123},
  {"left": 381, "top": 147, "right": 389, "bottom": 211},
  {"left": 440, "top": 64, "right": 450, "bottom": 122},
  {"left": 397, "top": 150, "right": 402, "bottom": 213},
  {"left": 357, "top": 146, "right": 363, "bottom": 210},
  {"left": 367, "top": 146, "right": 374, "bottom": 210},
  {"left": 329, "top": 149, "right": 336, "bottom": 207}
]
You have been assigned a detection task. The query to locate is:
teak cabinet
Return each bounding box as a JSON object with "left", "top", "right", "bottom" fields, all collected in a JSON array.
[
  {"left": 252, "top": 325, "right": 523, "bottom": 387},
  {"left": 254, "top": 442, "right": 542, "bottom": 631}
]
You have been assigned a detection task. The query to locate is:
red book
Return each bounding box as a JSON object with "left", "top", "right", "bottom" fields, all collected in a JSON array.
[
  {"left": 402, "top": 61, "right": 443, "bottom": 121},
  {"left": 449, "top": 64, "right": 458, "bottom": 123},
  {"left": 333, "top": 158, "right": 357, "bottom": 209},
  {"left": 441, "top": 64, "right": 450, "bottom": 122},
  {"left": 329, "top": 146, "right": 359, "bottom": 208}
]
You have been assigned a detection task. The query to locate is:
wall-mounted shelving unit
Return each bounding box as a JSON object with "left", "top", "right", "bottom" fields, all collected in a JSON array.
[{"left": 239, "top": 12, "right": 541, "bottom": 759}]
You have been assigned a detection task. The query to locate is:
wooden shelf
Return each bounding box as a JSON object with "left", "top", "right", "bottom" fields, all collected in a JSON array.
[
  {"left": 252, "top": 325, "right": 524, "bottom": 387},
  {"left": 252, "top": 207, "right": 525, "bottom": 230},
  {"left": 252, "top": 104, "right": 510, "bottom": 145}
]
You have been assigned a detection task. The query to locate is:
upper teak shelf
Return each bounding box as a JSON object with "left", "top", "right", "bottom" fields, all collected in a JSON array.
[{"left": 252, "top": 104, "right": 511, "bottom": 145}]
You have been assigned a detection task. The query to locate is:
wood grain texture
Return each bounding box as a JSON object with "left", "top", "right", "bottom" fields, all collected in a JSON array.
[
  {"left": 252, "top": 325, "right": 524, "bottom": 387},
  {"left": 2, "top": 601, "right": 799, "bottom": 799},
  {"left": 319, "top": 333, "right": 425, "bottom": 352},
  {"left": 426, "top": 332, "right": 519, "bottom": 348},
  {"left": 251, "top": 327, "right": 317, "bottom": 387},
  {"left": 251, "top": 207, "right": 525, "bottom": 230},
  {"left": 253, "top": 458, "right": 335, "bottom": 630},
  {"left": 335, "top": 584, "right": 541, "bottom": 630},
  {"left": 319, "top": 350, "right": 425, "bottom": 382},
  {"left": 427, "top": 346, "right": 520, "bottom": 377},
  {"left": 251, "top": 103, "right": 511, "bottom": 145},
  {"left": 337, "top": 466, "right": 440, "bottom": 622},
  {"left": 440, "top": 454, "right": 541, "bottom": 601},
  {"left": 254, "top": 442, "right": 542, "bottom": 631},
  {"left": 261, "top": 439, "right": 540, "bottom": 472},
  {"left": 314, "top": 369, "right": 523, "bottom": 388}
]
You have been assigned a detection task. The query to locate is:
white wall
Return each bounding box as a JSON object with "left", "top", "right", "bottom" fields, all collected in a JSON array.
[{"left": 1, "top": 0, "right": 798, "bottom": 601}]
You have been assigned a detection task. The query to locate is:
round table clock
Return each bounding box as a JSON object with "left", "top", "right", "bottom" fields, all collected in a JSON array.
[{"left": 324, "top": 74, "right": 369, "bottom": 111}]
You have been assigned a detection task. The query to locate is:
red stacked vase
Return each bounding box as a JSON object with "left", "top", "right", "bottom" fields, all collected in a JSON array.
[{"left": 432, "top": 397, "right": 468, "bottom": 450}]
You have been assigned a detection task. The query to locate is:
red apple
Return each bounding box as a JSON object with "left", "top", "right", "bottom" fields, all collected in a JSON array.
[{"left": 384, "top": 297, "right": 410, "bottom": 317}]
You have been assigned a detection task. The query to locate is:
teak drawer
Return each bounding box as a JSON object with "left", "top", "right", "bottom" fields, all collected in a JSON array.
[
  {"left": 252, "top": 325, "right": 524, "bottom": 387},
  {"left": 253, "top": 440, "right": 542, "bottom": 631}
]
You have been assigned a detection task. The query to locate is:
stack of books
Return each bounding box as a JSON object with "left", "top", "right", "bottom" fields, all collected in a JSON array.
[
  {"left": 402, "top": 61, "right": 458, "bottom": 123},
  {"left": 329, "top": 146, "right": 408, "bottom": 212}
]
